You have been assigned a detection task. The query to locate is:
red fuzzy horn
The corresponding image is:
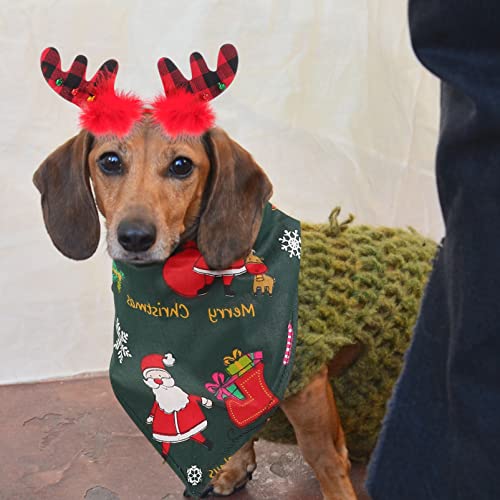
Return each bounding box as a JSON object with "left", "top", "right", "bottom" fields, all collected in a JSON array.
[
  {"left": 153, "top": 44, "right": 238, "bottom": 137},
  {"left": 40, "top": 47, "right": 143, "bottom": 137}
]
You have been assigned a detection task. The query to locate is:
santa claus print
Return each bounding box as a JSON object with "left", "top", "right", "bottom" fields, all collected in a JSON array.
[
  {"left": 162, "top": 241, "right": 270, "bottom": 298},
  {"left": 142, "top": 353, "right": 213, "bottom": 456},
  {"left": 193, "top": 253, "right": 247, "bottom": 297}
]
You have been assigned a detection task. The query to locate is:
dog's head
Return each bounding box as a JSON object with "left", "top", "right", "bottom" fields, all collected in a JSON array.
[{"left": 33, "top": 118, "right": 272, "bottom": 269}]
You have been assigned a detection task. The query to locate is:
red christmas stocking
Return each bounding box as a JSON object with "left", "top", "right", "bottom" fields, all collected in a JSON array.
[{"left": 225, "top": 363, "right": 279, "bottom": 428}]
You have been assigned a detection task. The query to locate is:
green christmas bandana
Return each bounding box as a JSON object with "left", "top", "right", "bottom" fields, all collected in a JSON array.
[{"left": 109, "top": 204, "right": 301, "bottom": 496}]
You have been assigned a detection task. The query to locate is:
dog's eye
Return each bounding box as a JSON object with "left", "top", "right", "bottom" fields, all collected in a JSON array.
[
  {"left": 169, "top": 157, "right": 194, "bottom": 178},
  {"left": 97, "top": 152, "right": 123, "bottom": 176}
]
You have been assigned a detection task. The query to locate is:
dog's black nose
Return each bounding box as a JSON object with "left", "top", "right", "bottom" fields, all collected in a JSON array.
[{"left": 117, "top": 220, "right": 157, "bottom": 252}]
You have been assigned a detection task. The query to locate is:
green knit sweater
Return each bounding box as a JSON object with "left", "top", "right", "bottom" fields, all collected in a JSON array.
[{"left": 261, "top": 209, "right": 436, "bottom": 462}]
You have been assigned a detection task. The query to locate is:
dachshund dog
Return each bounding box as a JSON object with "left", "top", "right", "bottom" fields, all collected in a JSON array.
[{"left": 34, "top": 118, "right": 359, "bottom": 499}]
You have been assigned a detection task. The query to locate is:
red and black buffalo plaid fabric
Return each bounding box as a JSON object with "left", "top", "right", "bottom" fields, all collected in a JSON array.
[
  {"left": 40, "top": 47, "right": 118, "bottom": 105},
  {"left": 157, "top": 43, "right": 238, "bottom": 100}
]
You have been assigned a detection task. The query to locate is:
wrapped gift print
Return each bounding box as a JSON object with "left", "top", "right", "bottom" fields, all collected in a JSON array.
[{"left": 206, "top": 348, "right": 278, "bottom": 428}]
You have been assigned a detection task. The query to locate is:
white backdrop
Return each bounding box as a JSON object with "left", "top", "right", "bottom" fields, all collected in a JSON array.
[{"left": 0, "top": 0, "right": 441, "bottom": 384}]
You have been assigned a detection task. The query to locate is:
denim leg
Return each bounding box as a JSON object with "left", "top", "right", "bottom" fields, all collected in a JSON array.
[{"left": 367, "top": 2, "right": 500, "bottom": 499}]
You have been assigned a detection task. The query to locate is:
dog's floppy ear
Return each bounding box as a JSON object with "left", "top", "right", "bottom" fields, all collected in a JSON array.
[
  {"left": 198, "top": 128, "right": 273, "bottom": 269},
  {"left": 33, "top": 130, "right": 100, "bottom": 260}
]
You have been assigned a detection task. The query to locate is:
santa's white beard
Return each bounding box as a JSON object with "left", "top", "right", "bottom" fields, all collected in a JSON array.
[{"left": 153, "top": 384, "right": 189, "bottom": 413}]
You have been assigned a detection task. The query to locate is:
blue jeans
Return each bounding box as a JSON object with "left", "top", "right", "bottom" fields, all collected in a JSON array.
[{"left": 367, "top": 2, "right": 500, "bottom": 499}]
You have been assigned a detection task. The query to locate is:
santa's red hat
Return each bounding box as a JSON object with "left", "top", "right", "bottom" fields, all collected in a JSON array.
[{"left": 141, "top": 353, "right": 175, "bottom": 377}]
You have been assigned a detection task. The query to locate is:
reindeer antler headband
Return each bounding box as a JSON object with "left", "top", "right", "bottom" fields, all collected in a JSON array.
[{"left": 40, "top": 44, "right": 238, "bottom": 137}]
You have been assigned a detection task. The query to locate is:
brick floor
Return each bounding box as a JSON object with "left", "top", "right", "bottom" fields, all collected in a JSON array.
[{"left": 0, "top": 376, "right": 369, "bottom": 499}]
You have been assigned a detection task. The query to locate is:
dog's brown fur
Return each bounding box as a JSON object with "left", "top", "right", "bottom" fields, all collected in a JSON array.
[{"left": 34, "top": 118, "right": 357, "bottom": 499}]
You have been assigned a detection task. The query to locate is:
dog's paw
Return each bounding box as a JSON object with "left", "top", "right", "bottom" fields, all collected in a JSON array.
[{"left": 210, "top": 462, "right": 256, "bottom": 496}]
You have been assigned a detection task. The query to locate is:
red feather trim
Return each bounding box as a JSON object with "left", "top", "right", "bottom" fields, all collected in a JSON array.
[
  {"left": 79, "top": 79, "right": 144, "bottom": 137},
  {"left": 151, "top": 90, "right": 215, "bottom": 137}
]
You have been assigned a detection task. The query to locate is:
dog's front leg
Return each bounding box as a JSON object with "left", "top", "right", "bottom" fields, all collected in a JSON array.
[
  {"left": 281, "top": 366, "right": 356, "bottom": 500},
  {"left": 209, "top": 437, "right": 257, "bottom": 496}
]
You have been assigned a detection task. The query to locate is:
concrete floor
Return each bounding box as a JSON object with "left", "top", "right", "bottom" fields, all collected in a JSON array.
[{"left": 0, "top": 375, "right": 370, "bottom": 499}]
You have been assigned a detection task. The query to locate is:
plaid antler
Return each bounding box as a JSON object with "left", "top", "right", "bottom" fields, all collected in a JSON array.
[
  {"left": 39, "top": 44, "right": 239, "bottom": 138},
  {"left": 40, "top": 47, "right": 118, "bottom": 106},
  {"left": 40, "top": 47, "right": 143, "bottom": 137},
  {"left": 157, "top": 44, "right": 238, "bottom": 101}
]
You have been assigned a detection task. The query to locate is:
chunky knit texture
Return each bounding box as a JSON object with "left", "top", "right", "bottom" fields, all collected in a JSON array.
[{"left": 261, "top": 208, "right": 437, "bottom": 461}]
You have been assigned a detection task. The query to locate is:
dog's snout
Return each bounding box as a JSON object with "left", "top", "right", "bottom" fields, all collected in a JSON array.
[{"left": 117, "top": 219, "right": 157, "bottom": 253}]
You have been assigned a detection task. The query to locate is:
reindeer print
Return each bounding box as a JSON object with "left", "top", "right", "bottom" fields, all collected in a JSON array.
[
  {"left": 252, "top": 273, "right": 275, "bottom": 295},
  {"left": 245, "top": 253, "right": 275, "bottom": 296}
]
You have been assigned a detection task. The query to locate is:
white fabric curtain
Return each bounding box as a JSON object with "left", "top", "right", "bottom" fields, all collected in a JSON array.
[{"left": 0, "top": 0, "right": 441, "bottom": 383}]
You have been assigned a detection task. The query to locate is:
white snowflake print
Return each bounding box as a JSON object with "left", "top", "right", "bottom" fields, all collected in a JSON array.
[
  {"left": 114, "top": 318, "right": 132, "bottom": 364},
  {"left": 187, "top": 465, "right": 203, "bottom": 486},
  {"left": 278, "top": 229, "right": 301, "bottom": 259}
]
